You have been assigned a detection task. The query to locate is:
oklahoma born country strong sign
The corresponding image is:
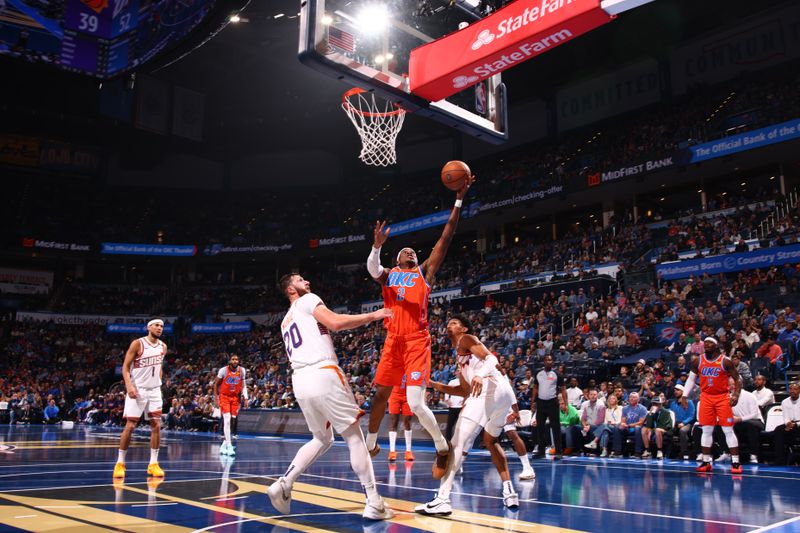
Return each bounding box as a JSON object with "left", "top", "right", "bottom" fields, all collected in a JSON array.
[{"left": 409, "top": 0, "right": 613, "bottom": 101}]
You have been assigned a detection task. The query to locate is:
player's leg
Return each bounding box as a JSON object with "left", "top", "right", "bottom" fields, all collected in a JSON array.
[
  {"left": 220, "top": 396, "right": 233, "bottom": 452},
  {"left": 116, "top": 392, "right": 147, "bottom": 478},
  {"left": 506, "top": 429, "right": 534, "bottom": 479},
  {"left": 402, "top": 412, "right": 414, "bottom": 461},
  {"left": 146, "top": 390, "right": 164, "bottom": 477},
  {"left": 404, "top": 333, "right": 449, "bottom": 461},
  {"left": 697, "top": 402, "right": 716, "bottom": 472},
  {"left": 484, "top": 430, "right": 519, "bottom": 508},
  {"left": 717, "top": 397, "right": 741, "bottom": 472},
  {"left": 416, "top": 415, "right": 482, "bottom": 515},
  {"left": 387, "top": 410, "right": 400, "bottom": 461},
  {"left": 367, "top": 335, "right": 403, "bottom": 454},
  {"left": 339, "top": 421, "right": 393, "bottom": 520}
]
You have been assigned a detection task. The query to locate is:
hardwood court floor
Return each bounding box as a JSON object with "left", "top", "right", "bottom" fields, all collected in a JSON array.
[{"left": 1, "top": 425, "right": 799, "bottom": 532}]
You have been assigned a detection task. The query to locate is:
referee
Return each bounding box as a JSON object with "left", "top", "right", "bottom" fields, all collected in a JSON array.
[{"left": 531, "top": 354, "right": 567, "bottom": 459}]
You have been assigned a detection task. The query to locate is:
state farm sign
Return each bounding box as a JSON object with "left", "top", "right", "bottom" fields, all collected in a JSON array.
[{"left": 409, "top": 0, "right": 613, "bottom": 102}]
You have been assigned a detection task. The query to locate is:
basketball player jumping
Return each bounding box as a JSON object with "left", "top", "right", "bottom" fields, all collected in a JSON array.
[
  {"left": 113, "top": 318, "right": 167, "bottom": 480},
  {"left": 268, "top": 273, "right": 393, "bottom": 520},
  {"left": 214, "top": 354, "right": 248, "bottom": 456},
  {"left": 419, "top": 315, "right": 520, "bottom": 515},
  {"left": 683, "top": 337, "right": 743, "bottom": 474},
  {"left": 365, "top": 175, "right": 474, "bottom": 479}
]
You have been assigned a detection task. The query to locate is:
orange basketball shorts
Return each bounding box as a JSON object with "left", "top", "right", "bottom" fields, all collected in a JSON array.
[
  {"left": 219, "top": 395, "right": 241, "bottom": 417},
  {"left": 374, "top": 330, "right": 431, "bottom": 388},
  {"left": 388, "top": 391, "right": 412, "bottom": 416},
  {"left": 698, "top": 393, "right": 734, "bottom": 427}
]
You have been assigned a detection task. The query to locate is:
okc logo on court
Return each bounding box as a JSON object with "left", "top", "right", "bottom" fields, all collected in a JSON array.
[
  {"left": 452, "top": 75, "right": 480, "bottom": 89},
  {"left": 471, "top": 29, "right": 495, "bottom": 50}
]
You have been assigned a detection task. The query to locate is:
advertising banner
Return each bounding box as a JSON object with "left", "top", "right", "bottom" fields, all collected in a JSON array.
[
  {"left": 556, "top": 59, "right": 661, "bottom": 132},
  {"left": 654, "top": 323, "right": 681, "bottom": 347},
  {"left": 16, "top": 311, "right": 177, "bottom": 325},
  {"left": 107, "top": 323, "right": 174, "bottom": 334},
  {"left": 202, "top": 243, "right": 292, "bottom": 255},
  {"left": 22, "top": 238, "right": 92, "bottom": 253},
  {"left": 39, "top": 140, "right": 102, "bottom": 176},
  {"left": 191, "top": 322, "right": 252, "bottom": 334},
  {"left": 689, "top": 119, "right": 800, "bottom": 163},
  {"left": 309, "top": 234, "right": 367, "bottom": 248},
  {"left": 409, "top": 0, "right": 612, "bottom": 101},
  {"left": 360, "top": 287, "right": 462, "bottom": 313},
  {"left": 595, "top": 154, "right": 675, "bottom": 184},
  {"left": 0, "top": 135, "right": 39, "bottom": 167},
  {"left": 101, "top": 243, "right": 197, "bottom": 256},
  {"left": 656, "top": 244, "right": 800, "bottom": 280},
  {"left": 0, "top": 268, "right": 53, "bottom": 288},
  {"left": 475, "top": 185, "right": 564, "bottom": 212},
  {"left": 0, "top": 283, "right": 49, "bottom": 295}
]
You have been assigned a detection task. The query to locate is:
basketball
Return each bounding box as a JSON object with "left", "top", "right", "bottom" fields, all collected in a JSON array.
[{"left": 441, "top": 160, "right": 471, "bottom": 191}]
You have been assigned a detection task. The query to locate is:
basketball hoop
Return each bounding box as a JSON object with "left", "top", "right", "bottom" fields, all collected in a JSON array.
[{"left": 342, "top": 88, "right": 406, "bottom": 167}]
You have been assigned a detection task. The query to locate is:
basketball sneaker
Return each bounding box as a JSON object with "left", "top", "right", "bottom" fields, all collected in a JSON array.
[
  {"left": 415, "top": 497, "right": 452, "bottom": 516},
  {"left": 368, "top": 444, "right": 381, "bottom": 457},
  {"left": 404, "top": 451, "right": 415, "bottom": 461},
  {"left": 113, "top": 462, "right": 126, "bottom": 479},
  {"left": 267, "top": 478, "right": 292, "bottom": 514},
  {"left": 147, "top": 477, "right": 164, "bottom": 491},
  {"left": 584, "top": 440, "right": 598, "bottom": 450},
  {"left": 388, "top": 451, "right": 397, "bottom": 462},
  {"left": 432, "top": 442, "right": 452, "bottom": 480},
  {"left": 519, "top": 467, "right": 536, "bottom": 480},
  {"left": 696, "top": 462, "right": 712, "bottom": 473},
  {"left": 363, "top": 497, "right": 394, "bottom": 520},
  {"left": 731, "top": 463, "right": 743, "bottom": 474},
  {"left": 503, "top": 489, "right": 520, "bottom": 509},
  {"left": 147, "top": 463, "right": 165, "bottom": 477}
]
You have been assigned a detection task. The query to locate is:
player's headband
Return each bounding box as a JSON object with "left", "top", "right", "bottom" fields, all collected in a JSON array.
[
  {"left": 147, "top": 319, "right": 164, "bottom": 327},
  {"left": 704, "top": 337, "right": 718, "bottom": 345}
]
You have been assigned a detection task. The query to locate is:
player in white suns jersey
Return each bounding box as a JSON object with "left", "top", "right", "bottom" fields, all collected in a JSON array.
[
  {"left": 114, "top": 318, "right": 167, "bottom": 480},
  {"left": 267, "top": 273, "right": 394, "bottom": 521},
  {"left": 420, "top": 314, "right": 520, "bottom": 516}
]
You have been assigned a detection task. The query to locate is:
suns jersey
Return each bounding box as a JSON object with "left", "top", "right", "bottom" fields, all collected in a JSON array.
[
  {"left": 131, "top": 337, "right": 166, "bottom": 389},
  {"left": 381, "top": 266, "right": 430, "bottom": 335},
  {"left": 217, "top": 366, "right": 247, "bottom": 397},
  {"left": 698, "top": 353, "right": 732, "bottom": 396},
  {"left": 458, "top": 351, "right": 512, "bottom": 400},
  {"left": 281, "top": 292, "right": 338, "bottom": 370}
]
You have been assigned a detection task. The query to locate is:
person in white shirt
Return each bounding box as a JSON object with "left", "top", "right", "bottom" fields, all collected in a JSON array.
[
  {"left": 585, "top": 308, "right": 598, "bottom": 323},
  {"left": 730, "top": 387, "right": 764, "bottom": 464},
  {"left": 566, "top": 377, "right": 583, "bottom": 409},
  {"left": 773, "top": 382, "right": 800, "bottom": 465},
  {"left": 752, "top": 375, "right": 775, "bottom": 409},
  {"left": 267, "top": 273, "right": 393, "bottom": 520},
  {"left": 743, "top": 326, "right": 760, "bottom": 348}
]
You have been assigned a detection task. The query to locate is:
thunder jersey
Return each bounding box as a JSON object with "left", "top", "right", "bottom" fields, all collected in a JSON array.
[
  {"left": 698, "top": 353, "right": 731, "bottom": 396},
  {"left": 381, "top": 266, "right": 430, "bottom": 335},
  {"left": 217, "top": 366, "right": 247, "bottom": 397},
  {"left": 131, "top": 337, "right": 166, "bottom": 389},
  {"left": 281, "top": 292, "right": 337, "bottom": 370}
]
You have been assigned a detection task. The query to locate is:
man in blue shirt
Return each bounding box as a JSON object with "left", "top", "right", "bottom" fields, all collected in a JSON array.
[
  {"left": 778, "top": 320, "right": 800, "bottom": 345},
  {"left": 44, "top": 399, "right": 60, "bottom": 425},
  {"left": 669, "top": 384, "right": 696, "bottom": 460},
  {"left": 612, "top": 392, "right": 647, "bottom": 457}
]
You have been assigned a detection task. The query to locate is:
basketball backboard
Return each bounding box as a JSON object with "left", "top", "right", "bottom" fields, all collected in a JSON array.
[{"left": 299, "top": 0, "right": 509, "bottom": 144}]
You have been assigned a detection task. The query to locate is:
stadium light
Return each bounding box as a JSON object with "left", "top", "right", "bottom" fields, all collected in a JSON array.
[
  {"left": 229, "top": 14, "right": 241, "bottom": 23},
  {"left": 321, "top": 14, "right": 333, "bottom": 25},
  {"left": 357, "top": 4, "right": 390, "bottom": 35}
]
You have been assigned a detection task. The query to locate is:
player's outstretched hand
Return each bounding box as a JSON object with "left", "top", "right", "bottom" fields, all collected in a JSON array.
[
  {"left": 456, "top": 174, "right": 476, "bottom": 200},
  {"left": 372, "top": 308, "right": 393, "bottom": 321},
  {"left": 373, "top": 220, "right": 391, "bottom": 247}
]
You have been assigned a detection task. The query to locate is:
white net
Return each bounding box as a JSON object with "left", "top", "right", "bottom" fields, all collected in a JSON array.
[{"left": 342, "top": 89, "right": 406, "bottom": 167}]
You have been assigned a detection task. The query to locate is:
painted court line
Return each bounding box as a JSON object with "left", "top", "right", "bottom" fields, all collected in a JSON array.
[
  {"left": 131, "top": 502, "right": 179, "bottom": 507},
  {"left": 1, "top": 473, "right": 283, "bottom": 493},
  {"left": 750, "top": 515, "right": 800, "bottom": 532},
  {"left": 299, "top": 472, "right": 762, "bottom": 528}
]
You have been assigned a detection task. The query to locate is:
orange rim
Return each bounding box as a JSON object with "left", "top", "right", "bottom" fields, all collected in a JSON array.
[{"left": 342, "top": 87, "right": 405, "bottom": 117}]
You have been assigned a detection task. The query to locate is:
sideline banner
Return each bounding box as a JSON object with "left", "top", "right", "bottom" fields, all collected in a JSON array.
[
  {"left": 689, "top": 119, "right": 800, "bottom": 163},
  {"left": 107, "top": 323, "right": 174, "bottom": 334},
  {"left": 16, "top": 311, "right": 177, "bottom": 325},
  {"left": 360, "top": 287, "right": 462, "bottom": 313},
  {"left": 191, "top": 322, "right": 252, "bottom": 334},
  {"left": 0, "top": 267, "right": 53, "bottom": 288},
  {"left": 101, "top": 243, "right": 197, "bottom": 256},
  {"left": 656, "top": 244, "right": 800, "bottom": 280}
]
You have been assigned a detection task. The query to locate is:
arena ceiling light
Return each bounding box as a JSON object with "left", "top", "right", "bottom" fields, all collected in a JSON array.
[{"left": 356, "top": 4, "right": 390, "bottom": 35}]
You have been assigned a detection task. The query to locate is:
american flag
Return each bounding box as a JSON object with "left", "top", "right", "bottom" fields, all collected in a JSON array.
[{"left": 328, "top": 26, "right": 355, "bottom": 52}]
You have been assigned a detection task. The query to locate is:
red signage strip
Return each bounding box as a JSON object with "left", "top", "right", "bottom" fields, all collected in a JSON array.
[{"left": 409, "top": 0, "right": 614, "bottom": 102}]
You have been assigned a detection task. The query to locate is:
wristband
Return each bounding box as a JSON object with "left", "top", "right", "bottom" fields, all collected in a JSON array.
[{"left": 454, "top": 199, "right": 463, "bottom": 208}]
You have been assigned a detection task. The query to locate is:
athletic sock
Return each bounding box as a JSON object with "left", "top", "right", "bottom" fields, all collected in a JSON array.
[
  {"left": 404, "top": 429, "right": 413, "bottom": 452},
  {"left": 519, "top": 453, "right": 531, "bottom": 470},
  {"left": 732, "top": 454, "right": 740, "bottom": 464},
  {"left": 150, "top": 448, "right": 159, "bottom": 465},
  {"left": 118, "top": 449, "right": 127, "bottom": 464},
  {"left": 502, "top": 480, "right": 515, "bottom": 494},
  {"left": 389, "top": 431, "right": 397, "bottom": 452},
  {"left": 366, "top": 432, "right": 378, "bottom": 451}
]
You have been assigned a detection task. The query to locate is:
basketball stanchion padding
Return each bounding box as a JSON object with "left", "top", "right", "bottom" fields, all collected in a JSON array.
[{"left": 342, "top": 88, "right": 406, "bottom": 166}]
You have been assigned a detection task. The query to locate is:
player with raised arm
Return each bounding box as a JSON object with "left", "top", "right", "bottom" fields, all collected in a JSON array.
[
  {"left": 365, "top": 174, "right": 474, "bottom": 480},
  {"left": 214, "top": 355, "right": 248, "bottom": 456},
  {"left": 417, "top": 315, "right": 520, "bottom": 515},
  {"left": 683, "top": 337, "right": 743, "bottom": 474},
  {"left": 113, "top": 318, "right": 167, "bottom": 480},
  {"left": 267, "top": 273, "right": 394, "bottom": 520}
]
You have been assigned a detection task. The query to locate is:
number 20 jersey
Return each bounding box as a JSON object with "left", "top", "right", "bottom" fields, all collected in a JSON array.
[{"left": 281, "top": 292, "right": 337, "bottom": 370}]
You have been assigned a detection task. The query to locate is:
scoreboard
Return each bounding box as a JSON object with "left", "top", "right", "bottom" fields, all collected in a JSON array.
[{"left": 0, "top": 0, "right": 216, "bottom": 78}]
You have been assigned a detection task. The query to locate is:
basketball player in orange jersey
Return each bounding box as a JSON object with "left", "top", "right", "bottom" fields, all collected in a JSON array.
[
  {"left": 114, "top": 318, "right": 167, "bottom": 480},
  {"left": 387, "top": 375, "right": 414, "bottom": 462},
  {"left": 214, "top": 354, "right": 248, "bottom": 456},
  {"left": 365, "top": 174, "right": 474, "bottom": 479},
  {"left": 682, "top": 337, "right": 743, "bottom": 474}
]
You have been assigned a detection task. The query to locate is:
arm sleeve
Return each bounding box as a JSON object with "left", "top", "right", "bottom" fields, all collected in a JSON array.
[
  {"left": 297, "top": 293, "right": 323, "bottom": 315},
  {"left": 367, "top": 246, "right": 384, "bottom": 279},
  {"left": 241, "top": 368, "right": 249, "bottom": 400},
  {"left": 683, "top": 371, "right": 697, "bottom": 398}
]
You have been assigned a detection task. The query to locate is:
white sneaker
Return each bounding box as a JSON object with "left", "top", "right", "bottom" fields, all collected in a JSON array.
[
  {"left": 503, "top": 491, "right": 519, "bottom": 509},
  {"left": 696, "top": 453, "right": 703, "bottom": 462},
  {"left": 656, "top": 450, "right": 663, "bottom": 460},
  {"left": 267, "top": 478, "right": 292, "bottom": 514},
  {"left": 749, "top": 454, "right": 758, "bottom": 464},
  {"left": 584, "top": 440, "right": 598, "bottom": 450},
  {"left": 415, "top": 497, "right": 452, "bottom": 516},
  {"left": 641, "top": 451, "right": 651, "bottom": 458},
  {"left": 600, "top": 449, "right": 608, "bottom": 458},
  {"left": 519, "top": 468, "right": 536, "bottom": 480},
  {"left": 363, "top": 497, "right": 394, "bottom": 520},
  {"left": 717, "top": 453, "right": 730, "bottom": 463},
  {"left": 683, "top": 455, "right": 690, "bottom": 461}
]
